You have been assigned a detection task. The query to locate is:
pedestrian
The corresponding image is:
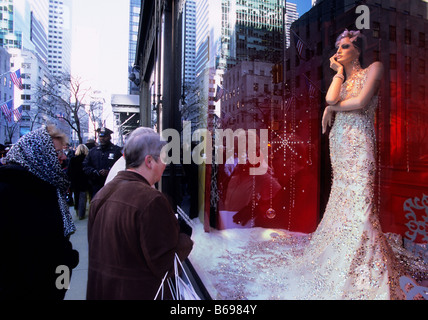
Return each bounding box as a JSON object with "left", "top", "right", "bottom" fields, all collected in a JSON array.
[
  {"left": 0, "top": 144, "right": 6, "bottom": 166},
  {"left": 85, "top": 138, "right": 96, "bottom": 150},
  {"left": 104, "top": 127, "right": 155, "bottom": 185},
  {"left": 68, "top": 144, "right": 90, "bottom": 220},
  {"left": 0, "top": 125, "right": 79, "bottom": 300},
  {"left": 87, "top": 127, "right": 193, "bottom": 300},
  {"left": 83, "top": 127, "right": 122, "bottom": 197}
]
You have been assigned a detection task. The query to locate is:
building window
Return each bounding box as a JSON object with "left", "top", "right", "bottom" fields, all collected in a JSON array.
[
  {"left": 419, "top": 59, "right": 425, "bottom": 75},
  {"left": 405, "top": 83, "right": 411, "bottom": 99},
  {"left": 264, "top": 84, "right": 269, "bottom": 94},
  {"left": 316, "top": 42, "right": 322, "bottom": 56},
  {"left": 253, "top": 83, "right": 258, "bottom": 92},
  {"left": 405, "top": 56, "right": 411, "bottom": 73},
  {"left": 419, "top": 86, "right": 426, "bottom": 101},
  {"left": 390, "top": 82, "right": 397, "bottom": 97},
  {"left": 373, "top": 22, "right": 380, "bottom": 38},
  {"left": 390, "top": 54, "right": 396, "bottom": 70},
  {"left": 389, "top": 26, "right": 396, "bottom": 42},
  {"left": 405, "top": 29, "right": 411, "bottom": 45},
  {"left": 419, "top": 32, "right": 426, "bottom": 48}
]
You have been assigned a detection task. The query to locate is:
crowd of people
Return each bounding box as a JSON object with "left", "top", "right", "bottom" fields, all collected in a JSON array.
[{"left": 0, "top": 125, "right": 193, "bottom": 300}]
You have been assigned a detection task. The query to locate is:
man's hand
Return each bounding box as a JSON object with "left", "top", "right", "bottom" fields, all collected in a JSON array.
[{"left": 99, "top": 169, "right": 109, "bottom": 177}]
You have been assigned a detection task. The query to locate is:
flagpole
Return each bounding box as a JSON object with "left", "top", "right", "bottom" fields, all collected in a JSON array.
[{"left": 0, "top": 70, "right": 12, "bottom": 78}]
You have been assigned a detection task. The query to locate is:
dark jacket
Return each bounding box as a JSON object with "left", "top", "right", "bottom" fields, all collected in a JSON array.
[
  {"left": 67, "top": 154, "right": 89, "bottom": 192},
  {"left": 82, "top": 142, "right": 122, "bottom": 195},
  {"left": 0, "top": 165, "right": 79, "bottom": 300},
  {"left": 87, "top": 171, "right": 193, "bottom": 300}
]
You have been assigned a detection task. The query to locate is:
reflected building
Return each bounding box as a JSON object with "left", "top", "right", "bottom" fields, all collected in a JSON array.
[
  {"left": 128, "top": 0, "right": 141, "bottom": 95},
  {"left": 221, "top": 60, "right": 283, "bottom": 131},
  {"left": 189, "top": 0, "right": 298, "bottom": 132}
]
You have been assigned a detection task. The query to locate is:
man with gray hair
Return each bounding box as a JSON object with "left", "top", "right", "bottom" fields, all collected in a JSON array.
[
  {"left": 104, "top": 127, "right": 161, "bottom": 185},
  {"left": 87, "top": 127, "right": 193, "bottom": 300}
]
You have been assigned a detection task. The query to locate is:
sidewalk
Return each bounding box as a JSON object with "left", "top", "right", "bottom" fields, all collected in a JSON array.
[{"left": 65, "top": 208, "right": 88, "bottom": 300}]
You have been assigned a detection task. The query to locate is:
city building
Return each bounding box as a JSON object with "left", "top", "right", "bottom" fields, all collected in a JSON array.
[
  {"left": 0, "top": 0, "right": 57, "bottom": 143},
  {"left": 221, "top": 60, "right": 283, "bottom": 131},
  {"left": 128, "top": 0, "right": 141, "bottom": 95},
  {"left": 110, "top": 0, "right": 142, "bottom": 146},
  {"left": 29, "top": 0, "right": 50, "bottom": 63},
  {"left": 111, "top": 93, "right": 140, "bottom": 146},
  {"left": 47, "top": 0, "right": 72, "bottom": 76},
  {"left": 182, "top": 0, "right": 197, "bottom": 90},
  {"left": 188, "top": 0, "right": 297, "bottom": 131},
  {"left": 0, "top": 47, "right": 14, "bottom": 144},
  {"left": 8, "top": 47, "right": 51, "bottom": 137},
  {"left": 0, "top": 0, "right": 49, "bottom": 59}
]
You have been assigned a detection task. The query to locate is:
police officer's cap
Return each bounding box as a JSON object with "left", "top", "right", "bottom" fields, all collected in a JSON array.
[{"left": 97, "top": 127, "right": 113, "bottom": 137}]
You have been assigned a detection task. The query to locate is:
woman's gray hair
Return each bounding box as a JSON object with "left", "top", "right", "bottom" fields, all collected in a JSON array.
[{"left": 123, "top": 127, "right": 166, "bottom": 169}]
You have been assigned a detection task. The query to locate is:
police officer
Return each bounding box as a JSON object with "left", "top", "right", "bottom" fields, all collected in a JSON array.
[{"left": 83, "top": 127, "right": 122, "bottom": 197}]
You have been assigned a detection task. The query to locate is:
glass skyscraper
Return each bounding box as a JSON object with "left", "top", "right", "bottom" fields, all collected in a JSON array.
[
  {"left": 128, "top": 0, "right": 141, "bottom": 94},
  {"left": 188, "top": 0, "right": 298, "bottom": 125},
  {"left": 47, "top": 0, "right": 72, "bottom": 75},
  {"left": 0, "top": 0, "right": 49, "bottom": 61}
]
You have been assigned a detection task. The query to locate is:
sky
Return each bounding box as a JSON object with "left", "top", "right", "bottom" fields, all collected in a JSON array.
[
  {"left": 70, "top": 0, "right": 130, "bottom": 97},
  {"left": 293, "top": 0, "right": 313, "bottom": 16}
]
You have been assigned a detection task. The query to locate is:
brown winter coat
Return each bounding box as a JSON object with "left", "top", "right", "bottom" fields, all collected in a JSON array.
[{"left": 86, "top": 170, "right": 193, "bottom": 300}]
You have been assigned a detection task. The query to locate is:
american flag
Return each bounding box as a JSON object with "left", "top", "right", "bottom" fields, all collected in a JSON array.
[
  {"left": 305, "top": 76, "right": 317, "bottom": 98},
  {"left": 10, "top": 69, "right": 23, "bottom": 90},
  {"left": 13, "top": 105, "right": 23, "bottom": 122},
  {"left": 285, "top": 96, "right": 295, "bottom": 111},
  {"left": 214, "top": 85, "right": 224, "bottom": 102},
  {"left": 292, "top": 32, "right": 304, "bottom": 57},
  {"left": 0, "top": 99, "right": 14, "bottom": 122}
]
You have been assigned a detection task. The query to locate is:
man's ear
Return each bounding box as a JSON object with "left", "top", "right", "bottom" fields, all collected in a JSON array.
[{"left": 144, "top": 155, "right": 153, "bottom": 169}]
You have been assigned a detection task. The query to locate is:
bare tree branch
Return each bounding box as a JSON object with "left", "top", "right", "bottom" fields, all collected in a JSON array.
[{"left": 33, "top": 72, "right": 102, "bottom": 144}]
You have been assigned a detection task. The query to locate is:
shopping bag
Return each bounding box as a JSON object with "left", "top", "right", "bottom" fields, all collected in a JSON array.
[{"left": 154, "top": 253, "right": 201, "bottom": 300}]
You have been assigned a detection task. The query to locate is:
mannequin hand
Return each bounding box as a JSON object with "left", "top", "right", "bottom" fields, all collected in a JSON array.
[
  {"left": 322, "top": 106, "right": 333, "bottom": 134},
  {"left": 330, "top": 55, "right": 344, "bottom": 73}
]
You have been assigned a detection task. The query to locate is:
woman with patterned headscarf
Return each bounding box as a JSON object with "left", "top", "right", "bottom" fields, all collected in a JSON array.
[{"left": 0, "top": 125, "right": 79, "bottom": 300}]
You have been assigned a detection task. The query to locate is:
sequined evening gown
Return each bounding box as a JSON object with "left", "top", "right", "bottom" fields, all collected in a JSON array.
[{"left": 281, "top": 64, "right": 407, "bottom": 299}]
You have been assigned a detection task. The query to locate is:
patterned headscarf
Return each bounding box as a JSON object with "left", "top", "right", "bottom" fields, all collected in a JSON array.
[{"left": 5, "top": 127, "right": 76, "bottom": 237}]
